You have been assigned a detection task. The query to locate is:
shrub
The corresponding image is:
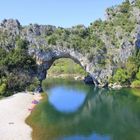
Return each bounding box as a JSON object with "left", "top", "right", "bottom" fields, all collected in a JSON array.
[
  {"left": 135, "top": 0, "right": 140, "bottom": 8},
  {"left": 16, "top": 38, "right": 28, "bottom": 50},
  {"left": 119, "top": 0, "right": 130, "bottom": 13},
  {"left": 125, "top": 59, "right": 138, "bottom": 81},
  {"left": 0, "top": 43, "right": 37, "bottom": 96},
  {"left": 131, "top": 80, "right": 140, "bottom": 88},
  {"left": 47, "top": 35, "right": 57, "bottom": 45},
  {"left": 113, "top": 68, "right": 129, "bottom": 84},
  {"left": 27, "top": 77, "right": 40, "bottom": 92},
  {"left": 136, "top": 69, "right": 140, "bottom": 80},
  {"left": 0, "top": 83, "right": 7, "bottom": 95}
]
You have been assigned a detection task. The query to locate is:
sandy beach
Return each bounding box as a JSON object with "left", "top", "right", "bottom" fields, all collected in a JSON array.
[{"left": 0, "top": 92, "right": 34, "bottom": 140}]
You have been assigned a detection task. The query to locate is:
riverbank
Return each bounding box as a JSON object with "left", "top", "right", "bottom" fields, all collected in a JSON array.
[
  {"left": 47, "top": 73, "right": 85, "bottom": 80},
  {"left": 0, "top": 92, "right": 34, "bottom": 140}
]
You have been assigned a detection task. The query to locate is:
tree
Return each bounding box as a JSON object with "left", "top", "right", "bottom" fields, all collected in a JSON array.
[
  {"left": 0, "top": 83, "right": 7, "bottom": 95},
  {"left": 120, "top": 0, "right": 130, "bottom": 13},
  {"left": 113, "top": 68, "right": 129, "bottom": 84},
  {"left": 16, "top": 38, "right": 28, "bottom": 50},
  {"left": 47, "top": 35, "right": 57, "bottom": 45},
  {"left": 125, "top": 59, "right": 138, "bottom": 81}
]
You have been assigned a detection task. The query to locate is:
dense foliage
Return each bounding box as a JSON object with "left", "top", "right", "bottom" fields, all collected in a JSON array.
[
  {"left": 111, "top": 49, "right": 140, "bottom": 87},
  {"left": 0, "top": 39, "right": 38, "bottom": 96}
]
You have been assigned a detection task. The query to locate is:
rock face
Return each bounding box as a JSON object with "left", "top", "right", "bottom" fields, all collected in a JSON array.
[
  {"left": 129, "top": 0, "right": 136, "bottom": 5},
  {"left": 0, "top": 1, "right": 140, "bottom": 88},
  {"left": 0, "top": 19, "right": 20, "bottom": 34},
  {"left": 29, "top": 45, "right": 96, "bottom": 84}
]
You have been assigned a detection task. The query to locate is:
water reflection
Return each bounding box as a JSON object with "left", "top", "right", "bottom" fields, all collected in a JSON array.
[
  {"left": 48, "top": 86, "right": 86, "bottom": 113},
  {"left": 61, "top": 134, "right": 110, "bottom": 140},
  {"left": 27, "top": 79, "right": 140, "bottom": 140}
]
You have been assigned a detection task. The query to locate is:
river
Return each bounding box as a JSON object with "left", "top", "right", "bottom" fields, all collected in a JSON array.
[{"left": 26, "top": 79, "right": 140, "bottom": 140}]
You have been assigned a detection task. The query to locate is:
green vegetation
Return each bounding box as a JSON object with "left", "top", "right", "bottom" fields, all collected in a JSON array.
[
  {"left": 131, "top": 68, "right": 140, "bottom": 88},
  {"left": 135, "top": 0, "right": 140, "bottom": 8},
  {"left": 111, "top": 49, "right": 140, "bottom": 87},
  {"left": 45, "top": 0, "right": 136, "bottom": 67},
  {"left": 27, "top": 77, "right": 40, "bottom": 92},
  {"left": 47, "top": 58, "right": 87, "bottom": 77},
  {"left": 131, "top": 80, "right": 140, "bottom": 88},
  {"left": 112, "top": 68, "right": 128, "bottom": 84},
  {"left": 0, "top": 38, "right": 38, "bottom": 96}
]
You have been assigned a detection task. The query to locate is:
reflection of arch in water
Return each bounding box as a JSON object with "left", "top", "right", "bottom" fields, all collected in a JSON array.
[{"left": 27, "top": 88, "right": 140, "bottom": 140}]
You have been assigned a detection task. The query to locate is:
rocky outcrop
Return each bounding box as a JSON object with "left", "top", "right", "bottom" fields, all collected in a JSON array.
[
  {"left": 129, "top": 0, "right": 136, "bottom": 5},
  {"left": 0, "top": 19, "right": 21, "bottom": 35}
]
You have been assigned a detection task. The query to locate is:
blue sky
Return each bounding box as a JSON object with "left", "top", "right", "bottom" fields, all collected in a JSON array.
[{"left": 0, "top": 0, "right": 124, "bottom": 27}]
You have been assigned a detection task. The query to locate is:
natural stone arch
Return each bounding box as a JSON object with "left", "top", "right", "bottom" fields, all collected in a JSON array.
[
  {"left": 30, "top": 46, "right": 99, "bottom": 89},
  {"left": 2, "top": 18, "right": 137, "bottom": 89},
  {"left": 0, "top": 18, "right": 111, "bottom": 90}
]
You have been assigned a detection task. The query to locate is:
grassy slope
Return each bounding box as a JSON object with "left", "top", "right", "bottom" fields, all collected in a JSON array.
[{"left": 47, "top": 58, "right": 87, "bottom": 78}]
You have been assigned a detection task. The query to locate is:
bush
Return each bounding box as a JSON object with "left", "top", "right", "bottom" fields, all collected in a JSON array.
[
  {"left": 47, "top": 35, "right": 57, "bottom": 45},
  {"left": 27, "top": 77, "right": 40, "bottom": 92},
  {"left": 135, "top": 0, "right": 140, "bottom": 8},
  {"left": 0, "top": 42, "right": 37, "bottom": 96},
  {"left": 119, "top": 0, "right": 130, "bottom": 13},
  {"left": 16, "top": 38, "right": 28, "bottom": 50},
  {"left": 0, "top": 83, "right": 7, "bottom": 95},
  {"left": 125, "top": 59, "right": 138, "bottom": 81},
  {"left": 136, "top": 69, "right": 140, "bottom": 80},
  {"left": 113, "top": 68, "right": 129, "bottom": 84},
  {"left": 131, "top": 80, "right": 140, "bottom": 88}
]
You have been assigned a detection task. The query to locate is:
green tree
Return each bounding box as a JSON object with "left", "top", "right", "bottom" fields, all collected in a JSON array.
[
  {"left": 113, "top": 68, "right": 128, "bottom": 84},
  {"left": 120, "top": 0, "right": 130, "bottom": 13},
  {"left": 16, "top": 38, "right": 28, "bottom": 50},
  {"left": 47, "top": 35, "right": 58, "bottom": 45},
  {"left": 125, "top": 59, "right": 138, "bottom": 81}
]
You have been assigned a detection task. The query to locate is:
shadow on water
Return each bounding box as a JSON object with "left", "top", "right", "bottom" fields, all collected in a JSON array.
[{"left": 26, "top": 79, "right": 140, "bottom": 140}]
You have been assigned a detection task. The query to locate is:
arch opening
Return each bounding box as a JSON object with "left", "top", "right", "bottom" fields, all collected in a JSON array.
[
  {"left": 35, "top": 49, "right": 98, "bottom": 92},
  {"left": 47, "top": 58, "right": 87, "bottom": 80}
]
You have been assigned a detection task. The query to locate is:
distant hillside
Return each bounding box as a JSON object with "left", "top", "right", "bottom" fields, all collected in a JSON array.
[{"left": 47, "top": 58, "right": 87, "bottom": 79}]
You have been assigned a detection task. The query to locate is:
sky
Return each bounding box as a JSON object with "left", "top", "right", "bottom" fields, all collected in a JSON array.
[{"left": 0, "top": 0, "right": 124, "bottom": 27}]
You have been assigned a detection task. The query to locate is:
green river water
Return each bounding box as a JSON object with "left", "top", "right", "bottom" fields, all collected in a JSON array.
[{"left": 26, "top": 79, "right": 140, "bottom": 140}]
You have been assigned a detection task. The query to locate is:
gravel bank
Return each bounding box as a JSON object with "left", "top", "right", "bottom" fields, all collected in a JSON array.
[{"left": 0, "top": 92, "right": 33, "bottom": 140}]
